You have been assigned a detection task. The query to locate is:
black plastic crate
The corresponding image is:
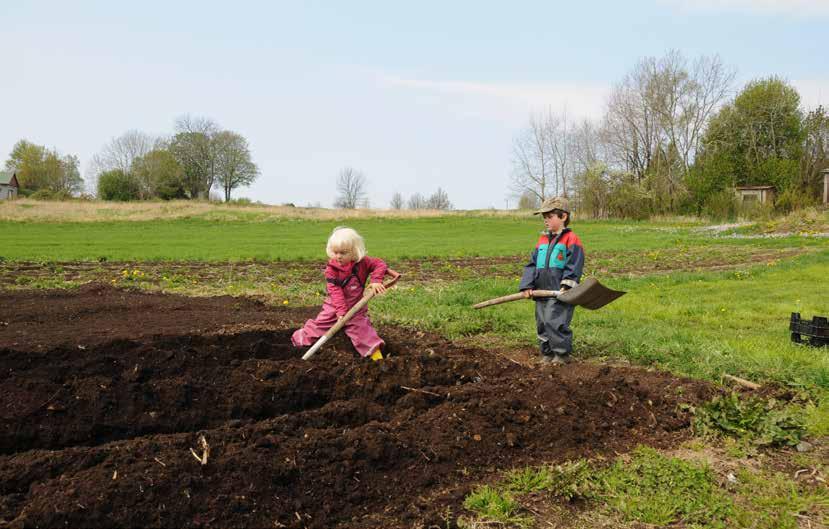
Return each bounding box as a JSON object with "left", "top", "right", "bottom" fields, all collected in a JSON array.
[{"left": 790, "top": 313, "right": 828, "bottom": 347}]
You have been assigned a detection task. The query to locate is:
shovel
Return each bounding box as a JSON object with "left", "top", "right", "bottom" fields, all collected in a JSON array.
[
  {"left": 302, "top": 269, "right": 401, "bottom": 360},
  {"left": 473, "top": 277, "right": 625, "bottom": 310}
]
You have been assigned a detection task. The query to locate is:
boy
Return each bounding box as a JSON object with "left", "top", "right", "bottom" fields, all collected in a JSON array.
[{"left": 518, "top": 197, "right": 585, "bottom": 364}]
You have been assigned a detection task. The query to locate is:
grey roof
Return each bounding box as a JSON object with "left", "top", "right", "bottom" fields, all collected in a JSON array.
[{"left": 0, "top": 171, "right": 16, "bottom": 186}]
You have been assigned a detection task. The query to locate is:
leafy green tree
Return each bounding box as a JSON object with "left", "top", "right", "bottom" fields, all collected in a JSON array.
[
  {"left": 214, "top": 131, "right": 259, "bottom": 202},
  {"left": 97, "top": 169, "right": 140, "bottom": 201},
  {"left": 800, "top": 105, "right": 829, "bottom": 199},
  {"left": 169, "top": 115, "right": 220, "bottom": 199},
  {"left": 131, "top": 149, "right": 185, "bottom": 200},
  {"left": 5, "top": 140, "right": 83, "bottom": 195},
  {"left": 698, "top": 77, "right": 804, "bottom": 189}
]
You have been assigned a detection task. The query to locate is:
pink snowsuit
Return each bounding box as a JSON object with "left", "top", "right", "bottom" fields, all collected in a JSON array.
[{"left": 291, "top": 256, "right": 388, "bottom": 357}]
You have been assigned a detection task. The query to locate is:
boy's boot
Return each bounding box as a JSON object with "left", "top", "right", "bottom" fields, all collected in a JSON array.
[
  {"left": 539, "top": 342, "right": 556, "bottom": 363},
  {"left": 551, "top": 353, "right": 572, "bottom": 365}
]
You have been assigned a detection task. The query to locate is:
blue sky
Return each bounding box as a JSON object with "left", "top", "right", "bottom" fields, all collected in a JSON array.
[{"left": 2, "top": 0, "right": 826, "bottom": 208}]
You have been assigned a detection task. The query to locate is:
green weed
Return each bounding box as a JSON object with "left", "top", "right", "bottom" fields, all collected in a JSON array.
[
  {"left": 693, "top": 393, "right": 806, "bottom": 447},
  {"left": 505, "top": 466, "right": 554, "bottom": 494},
  {"left": 462, "top": 485, "right": 532, "bottom": 528}
]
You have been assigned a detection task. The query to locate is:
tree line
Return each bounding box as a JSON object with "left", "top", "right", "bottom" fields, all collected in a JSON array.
[
  {"left": 511, "top": 50, "right": 828, "bottom": 218},
  {"left": 333, "top": 166, "right": 453, "bottom": 210},
  {"left": 4, "top": 115, "right": 259, "bottom": 202}
]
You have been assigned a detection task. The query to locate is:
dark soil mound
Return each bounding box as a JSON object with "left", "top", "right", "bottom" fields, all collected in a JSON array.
[{"left": 0, "top": 285, "right": 713, "bottom": 528}]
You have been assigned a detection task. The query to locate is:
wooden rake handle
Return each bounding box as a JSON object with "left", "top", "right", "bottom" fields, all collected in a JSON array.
[{"left": 302, "top": 269, "right": 401, "bottom": 360}]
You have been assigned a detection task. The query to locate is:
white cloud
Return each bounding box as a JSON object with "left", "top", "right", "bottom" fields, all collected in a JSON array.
[
  {"left": 661, "top": 0, "right": 829, "bottom": 16},
  {"left": 377, "top": 74, "right": 611, "bottom": 123}
]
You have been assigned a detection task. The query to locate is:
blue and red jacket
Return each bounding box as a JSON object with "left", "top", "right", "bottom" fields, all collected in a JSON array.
[{"left": 519, "top": 228, "right": 585, "bottom": 292}]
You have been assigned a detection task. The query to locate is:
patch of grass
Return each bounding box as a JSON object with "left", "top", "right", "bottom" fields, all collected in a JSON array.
[
  {"left": 595, "top": 446, "right": 734, "bottom": 527},
  {"left": 469, "top": 445, "right": 829, "bottom": 528},
  {"left": 505, "top": 466, "right": 554, "bottom": 494},
  {"left": 461, "top": 485, "right": 532, "bottom": 528},
  {"left": 730, "top": 467, "right": 829, "bottom": 529},
  {"left": 467, "top": 447, "right": 735, "bottom": 527},
  {"left": 693, "top": 393, "right": 806, "bottom": 447}
]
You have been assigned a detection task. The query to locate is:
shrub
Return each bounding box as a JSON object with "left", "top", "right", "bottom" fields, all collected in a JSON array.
[{"left": 97, "top": 169, "right": 140, "bottom": 201}]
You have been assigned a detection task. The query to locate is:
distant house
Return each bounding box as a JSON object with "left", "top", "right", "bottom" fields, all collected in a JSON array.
[
  {"left": 0, "top": 171, "right": 19, "bottom": 200},
  {"left": 736, "top": 185, "right": 775, "bottom": 205}
]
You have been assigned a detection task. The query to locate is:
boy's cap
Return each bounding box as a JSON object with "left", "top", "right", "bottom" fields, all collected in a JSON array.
[{"left": 533, "top": 196, "right": 570, "bottom": 215}]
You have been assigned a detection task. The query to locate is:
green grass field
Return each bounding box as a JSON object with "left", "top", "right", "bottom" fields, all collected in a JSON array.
[{"left": 0, "top": 215, "right": 825, "bottom": 262}]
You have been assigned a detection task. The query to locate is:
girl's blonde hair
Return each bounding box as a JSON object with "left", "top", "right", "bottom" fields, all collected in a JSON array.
[{"left": 326, "top": 226, "right": 366, "bottom": 261}]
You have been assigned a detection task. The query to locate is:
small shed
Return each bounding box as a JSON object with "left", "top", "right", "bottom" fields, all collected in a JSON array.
[
  {"left": 736, "top": 185, "right": 775, "bottom": 205},
  {"left": 0, "top": 171, "right": 19, "bottom": 200}
]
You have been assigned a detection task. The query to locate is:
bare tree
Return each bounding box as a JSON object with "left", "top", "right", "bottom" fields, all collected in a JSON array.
[
  {"left": 570, "top": 119, "right": 604, "bottom": 175},
  {"left": 390, "top": 192, "right": 404, "bottom": 209},
  {"left": 215, "top": 131, "right": 259, "bottom": 202},
  {"left": 601, "top": 51, "right": 734, "bottom": 209},
  {"left": 334, "top": 167, "right": 368, "bottom": 209},
  {"left": 407, "top": 193, "right": 427, "bottom": 209},
  {"left": 510, "top": 113, "right": 551, "bottom": 203},
  {"left": 89, "top": 130, "right": 159, "bottom": 198},
  {"left": 89, "top": 130, "right": 158, "bottom": 175},
  {"left": 604, "top": 50, "right": 735, "bottom": 181},
  {"left": 510, "top": 109, "right": 576, "bottom": 202},
  {"left": 426, "top": 188, "right": 453, "bottom": 210}
]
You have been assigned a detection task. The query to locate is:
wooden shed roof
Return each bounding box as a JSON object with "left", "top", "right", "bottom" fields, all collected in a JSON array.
[{"left": 0, "top": 171, "right": 18, "bottom": 186}]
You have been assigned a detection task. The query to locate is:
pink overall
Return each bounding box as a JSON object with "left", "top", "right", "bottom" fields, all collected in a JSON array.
[{"left": 291, "top": 256, "right": 387, "bottom": 357}]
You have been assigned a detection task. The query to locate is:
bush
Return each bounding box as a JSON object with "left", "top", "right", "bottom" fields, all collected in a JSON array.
[
  {"left": 97, "top": 170, "right": 140, "bottom": 201},
  {"left": 703, "top": 189, "right": 740, "bottom": 221},
  {"left": 607, "top": 181, "right": 653, "bottom": 220},
  {"left": 28, "top": 189, "right": 73, "bottom": 201},
  {"left": 774, "top": 187, "right": 820, "bottom": 213}
]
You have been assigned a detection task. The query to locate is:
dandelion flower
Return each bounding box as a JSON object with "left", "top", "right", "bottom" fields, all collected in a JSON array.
[{"left": 283, "top": 300, "right": 289, "bottom": 305}]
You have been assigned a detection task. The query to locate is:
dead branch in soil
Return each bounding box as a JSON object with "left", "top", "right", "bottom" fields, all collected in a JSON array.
[
  {"left": 400, "top": 386, "right": 443, "bottom": 398},
  {"left": 22, "top": 384, "right": 67, "bottom": 418},
  {"left": 189, "top": 435, "right": 210, "bottom": 465},
  {"left": 723, "top": 374, "right": 761, "bottom": 390}
]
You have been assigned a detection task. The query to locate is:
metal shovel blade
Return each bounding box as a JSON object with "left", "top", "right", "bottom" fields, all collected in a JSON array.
[{"left": 556, "top": 277, "right": 625, "bottom": 310}]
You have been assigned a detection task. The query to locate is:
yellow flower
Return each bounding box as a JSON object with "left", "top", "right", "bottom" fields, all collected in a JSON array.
[{"left": 283, "top": 300, "right": 289, "bottom": 305}]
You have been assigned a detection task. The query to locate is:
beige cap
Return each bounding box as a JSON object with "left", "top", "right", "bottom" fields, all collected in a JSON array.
[{"left": 533, "top": 196, "right": 570, "bottom": 215}]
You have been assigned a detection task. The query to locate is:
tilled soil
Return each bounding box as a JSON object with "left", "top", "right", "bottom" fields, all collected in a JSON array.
[{"left": 0, "top": 285, "right": 715, "bottom": 528}]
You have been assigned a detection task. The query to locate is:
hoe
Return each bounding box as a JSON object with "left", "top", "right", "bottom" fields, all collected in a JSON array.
[{"left": 302, "top": 270, "right": 401, "bottom": 360}]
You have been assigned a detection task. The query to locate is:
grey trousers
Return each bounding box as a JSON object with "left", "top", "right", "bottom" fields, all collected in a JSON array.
[{"left": 535, "top": 298, "right": 575, "bottom": 355}]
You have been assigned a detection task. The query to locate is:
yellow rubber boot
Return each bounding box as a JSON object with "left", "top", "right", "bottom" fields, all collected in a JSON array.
[{"left": 370, "top": 349, "right": 383, "bottom": 361}]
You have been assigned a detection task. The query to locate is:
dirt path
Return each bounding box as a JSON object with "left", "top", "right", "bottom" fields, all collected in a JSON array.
[{"left": 0, "top": 285, "right": 714, "bottom": 528}]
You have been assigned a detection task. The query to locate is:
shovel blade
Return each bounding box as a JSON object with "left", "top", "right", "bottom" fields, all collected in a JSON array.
[{"left": 556, "top": 277, "right": 625, "bottom": 310}]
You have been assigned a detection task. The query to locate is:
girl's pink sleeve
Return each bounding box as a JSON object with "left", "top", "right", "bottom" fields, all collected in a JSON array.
[
  {"left": 324, "top": 265, "right": 348, "bottom": 317},
  {"left": 364, "top": 256, "right": 388, "bottom": 283}
]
